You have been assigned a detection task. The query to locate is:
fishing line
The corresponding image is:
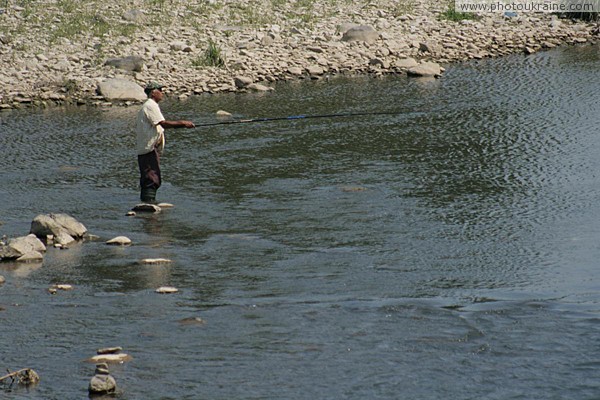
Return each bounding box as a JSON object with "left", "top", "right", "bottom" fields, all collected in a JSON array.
[{"left": 193, "top": 111, "right": 404, "bottom": 128}]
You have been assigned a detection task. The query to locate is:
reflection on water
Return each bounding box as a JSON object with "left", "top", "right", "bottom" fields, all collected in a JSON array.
[{"left": 0, "top": 44, "right": 599, "bottom": 399}]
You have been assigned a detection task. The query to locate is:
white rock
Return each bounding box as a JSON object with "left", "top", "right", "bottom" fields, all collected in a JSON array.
[
  {"left": 216, "top": 110, "right": 232, "bottom": 117},
  {"left": 8, "top": 234, "right": 46, "bottom": 255},
  {"left": 97, "top": 78, "right": 146, "bottom": 101},
  {"left": 156, "top": 286, "right": 179, "bottom": 294},
  {"left": 88, "top": 353, "right": 132, "bottom": 363},
  {"left": 407, "top": 61, "right": 442, "bottom": 77},
  {"left": 52, "top": 284, "right": 73, "bottom": 290},
  {"left": 55, "top": 231, "right": 76, "bottom": 246},
  {"left": 140, "top": 258, "right": 172, "bottom": 264},
  {"left": 106, "top": 236, "right": 132, "bottom": 246}
]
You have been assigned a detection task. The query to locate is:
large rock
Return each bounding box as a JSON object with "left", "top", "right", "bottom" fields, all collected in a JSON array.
[
  {"left": 104, "top": 55, "right": 144, "bottom": 72},
  {"left": 341, "top": 26, "right": 380, "bottom": 44},
  {"left": 394, "top": 57, "right": 419, "bottom": 69},
  {"left": 30, "top": 213, "right": 87, "bottom": 239},
  {"left": 97, "top": 78, "right": 146, "bottom": 101},
  {"left": 234, "top": 76, "right": 253, "bottom": 89},
  {"left": 0, "top": 234, "right": 46, "bottom": 261},
  {"left": 407, "top": 62, "right": 442, "bottom": 77},
  {"left": 8, "top": 234, "right": 46, "bottom": 255}
]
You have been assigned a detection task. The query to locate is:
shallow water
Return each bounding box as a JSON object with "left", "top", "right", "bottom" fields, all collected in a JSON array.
[{"left": 1, "top": 44, "right": 599, "bottom": 399}]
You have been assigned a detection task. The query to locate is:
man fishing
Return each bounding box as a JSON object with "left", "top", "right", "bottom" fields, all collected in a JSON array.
[{"left": 136, "top": 82, "right": 195, "bottom": 203}]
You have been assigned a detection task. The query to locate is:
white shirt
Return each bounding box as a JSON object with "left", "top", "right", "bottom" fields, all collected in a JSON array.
[{"left": 136, "top": 98, "right": 165, "bottom": 155}]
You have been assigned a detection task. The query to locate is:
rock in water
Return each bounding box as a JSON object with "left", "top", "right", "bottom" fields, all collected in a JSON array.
[
  {"left": 140, "top": 258, "right": 172, "bottom": 264},
  {"left": 106, "top": 236, "right": 132, "bottom": 246},
  {"left": 87, "top": 353, "right": 132, "bottom": 363},
  {"left": 88, "top": 363, "right": 116, "bottom": 395},
  {"left": 132, "top": 204, "right": 161, "bottom": 213},
  {"left": 30, "top": 213, "right": 87, "bottom": 239},
  {"left": 156, "top": 286, "right": 179, "bottom": 294}
]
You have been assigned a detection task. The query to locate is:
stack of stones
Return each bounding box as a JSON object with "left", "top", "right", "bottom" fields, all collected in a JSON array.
[{"left": 88, "top": 363, "right": 117, "bottom": 395}]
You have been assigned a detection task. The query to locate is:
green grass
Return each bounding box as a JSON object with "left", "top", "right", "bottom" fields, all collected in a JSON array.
[
  {"left": 392, "top": 0, "right": 415, "bottom": 17},
  {"left": 192, "top": 39, "right": 226, "bottom": 68},
  {"left": 439, "top": 2, "right": 478, "bottom": 21},
  {"left": 49, "top": 11, "right": 137, "bottom": 43}
]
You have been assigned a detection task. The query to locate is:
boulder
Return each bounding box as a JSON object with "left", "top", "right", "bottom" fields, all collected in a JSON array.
[
  {"left": 104, "top": 55, "right": 145, "bottom": 72},
  {"left": 394, "top": 57, "right": 418, "bottom": 69},
  {"left": 7, "top": 234, "right": 46, "bottom": 256},
  {"left": 407, "top": 62, "right": 442, "bottom": 77},
  {"left": 234, "top": 76, "right": 253, "bottom": 88},
  {"left": 307, "top": 65, "right": 324, "bottom": 75},
  {"left": 30, "top": 213, "right": 87, "bottom": 239},
  {"left": 97, "top": 78, "right": 146, "bottom": 101},
  {"left": 341, "top": 26, "right": 380, "bottom": 44},
  {"left": 247, "top": 83, "right": 274, "bottom": 91}
]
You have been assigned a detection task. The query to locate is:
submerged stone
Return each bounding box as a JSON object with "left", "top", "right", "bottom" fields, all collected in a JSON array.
[{"left": 106, "top": 236, "right": 132, "bottom": 246}]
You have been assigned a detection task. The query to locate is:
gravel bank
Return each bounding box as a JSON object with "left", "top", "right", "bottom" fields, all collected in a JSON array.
[{"left": 0, "top": 0, "right": 597, "bottom": 109}]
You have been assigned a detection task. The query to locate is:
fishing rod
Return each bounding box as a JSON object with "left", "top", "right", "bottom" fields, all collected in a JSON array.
[{"left": 193, "top": 111, "right": 404, "bottom": 128}]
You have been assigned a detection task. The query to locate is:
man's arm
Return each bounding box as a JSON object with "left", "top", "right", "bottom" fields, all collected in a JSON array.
[{"left": 158, "top": 120, "right": 195, "bottom": 129}]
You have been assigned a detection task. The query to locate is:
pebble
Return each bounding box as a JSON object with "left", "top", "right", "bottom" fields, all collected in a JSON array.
[
  {"left": 178, "top": 317, "right": 206, "bottom": 325},
  {"left": 140, "top": 258, "right": 173, "bottom": 264},
  {"left": 155, "top": 286, "right": 179, "bottom": 294}
]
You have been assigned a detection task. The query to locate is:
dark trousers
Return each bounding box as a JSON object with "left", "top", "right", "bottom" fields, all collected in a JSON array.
[{"left": 138, "top": 149, "right": 161, "bottom": 190}]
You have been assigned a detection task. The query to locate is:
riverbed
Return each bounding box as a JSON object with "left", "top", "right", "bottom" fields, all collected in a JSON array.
[{"left": 1, "top": 43, "right": 599, "bottom": 399}]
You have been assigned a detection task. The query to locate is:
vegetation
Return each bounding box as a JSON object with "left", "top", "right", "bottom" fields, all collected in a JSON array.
[
  {"left": 391, "top": 0, "right": 415, "bottom": 17},
  {"left": 439, "top": 2, "right": 479, "bottom": 21},
  {"left": 192, "top": 39, "right": 226, "bottom": 68}
]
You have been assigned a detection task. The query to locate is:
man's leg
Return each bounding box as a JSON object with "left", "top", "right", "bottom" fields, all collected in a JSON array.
[{"left": 137, "top": 150, "right": 161, "bottom": 203}]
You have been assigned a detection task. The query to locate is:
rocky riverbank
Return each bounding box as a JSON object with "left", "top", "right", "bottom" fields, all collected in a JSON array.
[{"left": 0, "top": 0, "right": 597, "bottom": 109}]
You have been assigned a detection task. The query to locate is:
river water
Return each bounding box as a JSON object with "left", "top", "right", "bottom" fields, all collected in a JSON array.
[{"left": 1, "top": 43, "right": 599, "bottom": 399}]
